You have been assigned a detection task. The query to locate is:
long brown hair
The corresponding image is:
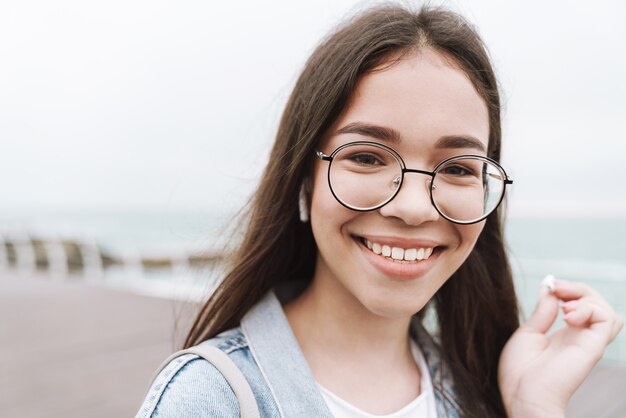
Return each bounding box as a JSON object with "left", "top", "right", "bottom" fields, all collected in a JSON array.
[{"left": 186, "top": 4, "right": 519, "bottom": 417}]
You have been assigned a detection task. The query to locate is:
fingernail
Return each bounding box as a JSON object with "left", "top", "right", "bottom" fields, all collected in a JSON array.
[
  {"left": 554, "top": 279, "right": 569, "bottom": 286},
  {"left": 562, "top": 300, "right": 579, "bottom": 311},
  {"left": 564, "top": 311, "right": 575, "bottom": 320}
]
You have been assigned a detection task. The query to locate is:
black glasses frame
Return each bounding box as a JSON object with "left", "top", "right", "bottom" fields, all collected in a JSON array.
[{"left": 316, "top": 141, "right": 513, "bottom": 225}]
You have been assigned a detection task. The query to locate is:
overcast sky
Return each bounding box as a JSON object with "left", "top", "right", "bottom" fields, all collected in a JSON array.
[{"left": 1, "top": 0, "right": 625, "bottom": 218}]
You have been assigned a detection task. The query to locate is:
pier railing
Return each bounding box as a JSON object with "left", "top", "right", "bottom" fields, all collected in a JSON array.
[{"left": 0, "top": 231, "right": 224, "bottom": 281}]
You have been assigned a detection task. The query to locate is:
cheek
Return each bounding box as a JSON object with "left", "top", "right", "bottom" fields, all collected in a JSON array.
[
  {"left": 310, "top": 166, "right": 332, "bottom": 214},
  {"left": 309, "top": 165, "right": 358, "bottom": 243},
  {"left": 456, "top": 221, "right": 485, "bottom": 253},
  {"left": 310, "top": 161, "right": 347, "bottom": 216},
  {"left": 310, "top": 167, "right": 336, "bottom": 233}
]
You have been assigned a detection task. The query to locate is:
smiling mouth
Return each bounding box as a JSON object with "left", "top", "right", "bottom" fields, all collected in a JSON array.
[{"left": 356, "top": 237, "right": 443, "bottom": 263}]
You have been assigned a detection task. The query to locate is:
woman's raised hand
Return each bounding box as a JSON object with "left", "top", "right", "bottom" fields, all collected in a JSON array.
[{"left": 498, "top": 279, "right": 623, "bottom": 418}]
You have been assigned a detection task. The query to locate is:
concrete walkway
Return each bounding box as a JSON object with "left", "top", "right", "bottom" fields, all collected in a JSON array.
[
  {"left": 1, "top": 273, "right": 624, "bottom": 418},
  {"left": 0, "top": 272, "right": 196, "bottom": 418}
]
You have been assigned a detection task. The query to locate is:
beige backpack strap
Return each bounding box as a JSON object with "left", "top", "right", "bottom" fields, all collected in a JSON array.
[{"left": 151, "top": 345, "right": 260, "bottom": 418}]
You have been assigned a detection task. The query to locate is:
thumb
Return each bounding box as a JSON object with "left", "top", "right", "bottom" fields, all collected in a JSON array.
[{"left": 521, "top": 286, "right": 560, "bottom": 334}]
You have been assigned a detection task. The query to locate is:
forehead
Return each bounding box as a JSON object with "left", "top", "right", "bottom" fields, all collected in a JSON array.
[{"left": 325, "top": 48, "right": 489, "bottom": 155}]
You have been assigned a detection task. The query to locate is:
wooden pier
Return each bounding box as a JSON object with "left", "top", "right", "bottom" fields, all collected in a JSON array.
[{"left": 1, "top": 272, "right": 624, "bottom": 418}]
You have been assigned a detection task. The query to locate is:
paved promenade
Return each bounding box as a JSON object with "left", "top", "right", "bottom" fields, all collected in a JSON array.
[
  {"left": 1, "top": 272, "right": 624, "bottom": 418},
  {"left": 0, "top": 272, "right": 196, "bottom": 418}
]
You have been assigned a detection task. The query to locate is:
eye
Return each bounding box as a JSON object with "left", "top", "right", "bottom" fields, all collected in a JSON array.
[
  {"left": 440, "top": 164, "right": 474, "bottom": 176},
  {"left": 349, "top": 153, "right": 384, "bottom": 166}
]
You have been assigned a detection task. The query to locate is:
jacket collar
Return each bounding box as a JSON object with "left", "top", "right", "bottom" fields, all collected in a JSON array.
[
  {"left": 241, "top": 290, "right": 462, "bottom": 418},
  {"left": 241, "top": 291, "right": 334, "bottom": 418},
  {"left": 412, "top": 321, "right": 463, "bottom": 417}
]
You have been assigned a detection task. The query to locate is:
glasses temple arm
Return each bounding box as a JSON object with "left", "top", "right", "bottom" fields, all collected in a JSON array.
[{"left": 486, "top": 171, "right": 513, "bottom": 185}]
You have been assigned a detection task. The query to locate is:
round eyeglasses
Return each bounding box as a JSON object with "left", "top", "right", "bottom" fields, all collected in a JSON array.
[{"left": 316, "top": 141, "right": 513, "bottom": 225}]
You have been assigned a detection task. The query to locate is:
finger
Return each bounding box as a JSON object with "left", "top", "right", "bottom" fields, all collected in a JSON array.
[
  {"left": 552, "top": 280, "right": 603, "bottom": 302},
  {"left": 612, "top": 315, "right": 625, "bottom": 343},
  {"left": 564, "top": 301, "right": 615, "bottom": 341},
  {"left": 561, "top": 299, "right": 579, "bottom": 314},
  {"left": 554, "top": 281, "right": 615, "bottom": 317},
  {"left": 562, "top": 300, "right": 624, "bottom": 343},
  {"left": 561, "top": 295, "right": 610, "bottom": 315},
  {"left": 603, "top": 310, "right": 625, "bottom": 344},
  {"left": 521, "top": 285, "right": 559, "bottom": 334},
  {"left": 554, "top": 280, "right": 623, "bottom": 343}
]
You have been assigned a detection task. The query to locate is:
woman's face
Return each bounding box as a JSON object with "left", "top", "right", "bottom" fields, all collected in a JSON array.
[{"left": 309, "top": 48, "right": 490, "bottom": 318}]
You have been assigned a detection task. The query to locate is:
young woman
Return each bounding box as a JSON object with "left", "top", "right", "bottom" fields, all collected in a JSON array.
[{"left": 136, "top": 5, "right": 622, "bottom": 418}]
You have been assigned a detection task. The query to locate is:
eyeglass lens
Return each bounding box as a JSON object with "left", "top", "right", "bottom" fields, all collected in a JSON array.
[{"left": 327, "top": 143, "right": 505, "bottom": 223}]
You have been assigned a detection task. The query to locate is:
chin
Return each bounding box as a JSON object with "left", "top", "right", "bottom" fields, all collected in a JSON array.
[{"left": 359, "top": 291, "right": 431, "bottom": 319}]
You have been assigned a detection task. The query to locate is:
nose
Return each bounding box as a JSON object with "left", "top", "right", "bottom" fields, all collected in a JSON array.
[{"left": 378, "top": 172, "right": 440, "bottom": 225}]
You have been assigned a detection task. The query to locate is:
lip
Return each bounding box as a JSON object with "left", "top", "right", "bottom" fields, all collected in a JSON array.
[{"left": 354, "top": 235, "right": 443, "bottom": 280}]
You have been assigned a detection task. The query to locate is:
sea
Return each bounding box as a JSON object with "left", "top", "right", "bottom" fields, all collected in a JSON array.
[{"left": 1, "top": 209, "right": 624, "bottom": 365}]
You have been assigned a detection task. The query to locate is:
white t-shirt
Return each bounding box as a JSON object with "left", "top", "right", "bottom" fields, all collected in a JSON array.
[{"left": 317, "top": 340, "right": 438, "bottom": 418}]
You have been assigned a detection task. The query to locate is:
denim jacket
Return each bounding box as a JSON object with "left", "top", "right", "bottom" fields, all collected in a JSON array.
[{"left": 135, "top": 291, "right": 463, "bottom": 418}]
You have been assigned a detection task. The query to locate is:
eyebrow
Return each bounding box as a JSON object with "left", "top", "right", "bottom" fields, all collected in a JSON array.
[
  {"left": 435, "top": 135, "right": 486, "bottom": 153},
  {"left": 336, "top": 122, "right": 400, "bottom": 143},
  {"left": 336, "top": 121, "right": 486, "bottom": 152}
]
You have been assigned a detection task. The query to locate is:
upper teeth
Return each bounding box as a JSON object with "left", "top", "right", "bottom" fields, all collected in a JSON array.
[{"left": 365, "top": 240, "right": 434, "bottom": 261}]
